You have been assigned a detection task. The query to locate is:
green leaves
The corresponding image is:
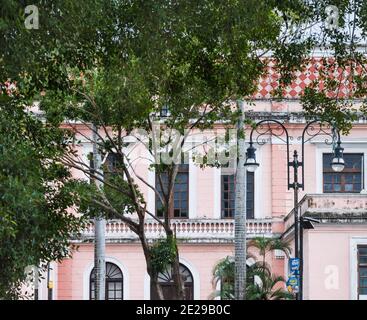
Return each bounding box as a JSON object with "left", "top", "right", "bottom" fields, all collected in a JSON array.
[
  {"left": 150, "top": 236, "right": 178, "bottom": 274},
  {"left": 0, "top": 99, "right": 86, "bottom": 299},
  {"left": 212, "top": 237, "right": 292, "bottom": 300}
]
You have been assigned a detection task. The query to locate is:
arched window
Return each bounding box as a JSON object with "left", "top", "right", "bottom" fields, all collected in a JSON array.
[
  {"left": 151, "top": 263, "right": 194, "bottom": 300},
  {"left": 90, "top": 262, "right": 123, "bottom": 300}
]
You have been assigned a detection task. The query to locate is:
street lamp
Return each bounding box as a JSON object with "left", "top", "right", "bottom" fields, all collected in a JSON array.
[
  {"left": 331, "top": 140, "right": 345, "bottom": 172},
  {"left": 244, "top": 119, "right": 345, "bottom": 300},
  {"left": 244, "top": 142, "right": 259, "bottom": 172}
]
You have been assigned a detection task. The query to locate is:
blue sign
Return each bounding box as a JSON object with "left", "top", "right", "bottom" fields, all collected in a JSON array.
[
  {"left": 286, "top": 276, "right": 299, "bottom": 293},
  {"left": 289, "top": 258, "right": 300, "bottom": 272}
]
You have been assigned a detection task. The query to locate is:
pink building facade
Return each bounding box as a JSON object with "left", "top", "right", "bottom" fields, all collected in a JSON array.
[{"left": 35, "top": 65, "right": 367, "bottom": 301}]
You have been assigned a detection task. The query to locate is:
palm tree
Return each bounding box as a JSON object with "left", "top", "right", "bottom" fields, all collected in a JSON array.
[
  {"left": 211, "top": 255, "right": 255, "bottom": 300},
  {"left": 246, "top": 268, "right": 293, "bottom": 300},
  {"left": 248, "top": 237, "right": 291, "bottom": 270},
  {"left": 211, "top": 256, "right": 235, "bottom": 300},
  {"left": 234, "top": 100, "right": 247, "bottom": 300},
  {"left": 211, "top": 237, "right": 292, "bottom": 300}
]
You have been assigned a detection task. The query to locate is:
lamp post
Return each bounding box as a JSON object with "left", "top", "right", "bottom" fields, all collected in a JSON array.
[{"left": 244, "top": 119, "right": 345, "bottom": 300}]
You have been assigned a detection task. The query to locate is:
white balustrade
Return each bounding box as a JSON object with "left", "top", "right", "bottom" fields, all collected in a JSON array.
[{"left": 79, "top": 219, "right": 273, "bottom": 242}]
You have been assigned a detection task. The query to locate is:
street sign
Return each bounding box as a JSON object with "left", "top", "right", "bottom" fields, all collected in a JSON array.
[
  {"left": 289, "top": 258, "right": 300, "bottom": 274},
  {"left": 286, "top": 276, "right": 299, "bottom": 294},
  {"left": 287, "top": 258, "right": 300, "bottom": 294}
]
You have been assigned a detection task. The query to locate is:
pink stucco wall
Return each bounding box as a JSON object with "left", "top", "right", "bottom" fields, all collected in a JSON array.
[
  {"left": 58, "top": 243, "right": 236, "bottom": 300},
  {"left": 55, "top": 112, "right": 367, "bottom": 300},
  {"left": 304, "top": 225, "right": 367, "bottom": 300}
]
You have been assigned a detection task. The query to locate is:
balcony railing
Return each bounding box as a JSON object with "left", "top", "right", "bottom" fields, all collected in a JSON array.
[{"left": 77, "top": 218, "right": 273, "bottom": 243}]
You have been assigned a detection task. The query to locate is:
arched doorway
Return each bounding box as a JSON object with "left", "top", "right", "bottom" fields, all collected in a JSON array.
[
  {"left": 151, "top": 263, "right": 194, "bottom": 300},
  {"left": 90, "top": 262, "right": 123, "bottom": 300}
]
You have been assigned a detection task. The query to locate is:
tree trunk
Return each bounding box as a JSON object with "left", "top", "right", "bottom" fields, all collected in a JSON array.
[
  {"left": 234, "top": 100, "right": 247, "bottom": 300},
  {"left": 150, "top": 275, "right": 164, "bottom": 300},
  {"left": 139, "top": 227, "right": 166, "bottom": 300},
  {"left": 170, "top": 233, "right": 185, "bottom": 300},
  {"left": 92, "top": 124, "right": 106, "bottom": 300}
]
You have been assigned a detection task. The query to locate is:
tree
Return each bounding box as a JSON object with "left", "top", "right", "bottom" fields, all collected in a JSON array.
[
  {"left": 246, "top": 269, "right": 293, "bottom": 300},
  {"left": 248, "top": 237, "right": 292, "bottom": 271},
  {"left": 0, "top": 89, "right": 87, "bottom": 299},
  {"left": 2, "top": 0, "right": 366, "bottom": 300},
  {"left": 234, "top": 100, "right": 247, "bottom": 300},
  {"left": 211, "top": 237, "right": 291, "bottom": 300}
]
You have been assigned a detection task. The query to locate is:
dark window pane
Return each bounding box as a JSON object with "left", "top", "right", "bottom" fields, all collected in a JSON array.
[
  {"left": 324, "top": 184, "right": 332, "bottom": 192},
  {"left": 360, "top": 267, "right": 367, "bottom": 277},
  {"left": 323, "top": 154, "right": 363, "bottom": 193},
  {"left": 334, "top": 184, "right": 341, "bottom": 192},
  {"left": 359, "top": 278, "right": 367, "bottom": 287},
  {"left": 345, "top": 184, "right": 353, "bottom": 192},
  {"left": 358, "top": 247, "right": 367, "bottom": 296},
  {"left": 90, "top": 263, "right": 123, "bottom": 300},
  {"left": 345, "top": 174, "right": 353, "bottom": 183},
  {"left": 324, "top": 173, "right": 333, "bottom": 183},
  {"left": 323, "top": 154, "right": 333, "bottom": 169},
  {"left": 221, "top": 172, "right": 254, "bottom": 219},
  {"left": 156, "top": 165, "right": 188, "bottom": 218}
]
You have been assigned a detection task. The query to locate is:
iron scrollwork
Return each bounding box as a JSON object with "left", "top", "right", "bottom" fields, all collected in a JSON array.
[{"left": 248, "top": 119, "right": 341, "bottom": 191}]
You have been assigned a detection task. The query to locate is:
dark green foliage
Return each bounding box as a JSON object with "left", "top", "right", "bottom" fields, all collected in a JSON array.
[
  {"left": 0, "top": 98, "right": 87, "bottom": 299},
  {"left": 212, "top": 237, "right": 292, "bottom": 300},
  {"left": 150, "top": 236, "right": 177, "bottom": 274}
]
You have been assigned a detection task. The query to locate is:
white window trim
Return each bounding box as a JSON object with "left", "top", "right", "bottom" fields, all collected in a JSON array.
[
  {"left": 315, "top": 143, "right": 367, "bottom": 194},
  {"left": 350, "top": 237, "right": 367, "bottom": 300},
  {"left": 83, "top": 257, "right": 130, "bottom": 300},
  {"left": 213, "top": 168, "right": 221, "bottom": 219},
  {"left": 189, "top": 154, "right": 197, "bottom": 218},
  {"left": 147, "top": 167, "right": 156, "bottom": 215}
]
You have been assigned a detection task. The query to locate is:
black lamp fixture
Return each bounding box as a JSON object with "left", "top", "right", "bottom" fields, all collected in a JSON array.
[
  {"left": 331, "top": 140, "right": 345, "bottom": 172},
  {"left": 243, "top": 119, "right": 344, "bottom": 300},
  {"left": 244, "top": 142, "right": 259, "bottom": 172}
]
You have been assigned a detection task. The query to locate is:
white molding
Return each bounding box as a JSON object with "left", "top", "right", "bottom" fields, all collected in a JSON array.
[
  {"left": 80, "top": 143, "right": 93, "bottom": 181},
  {"left": 51, "top": 262, "right": 58, "bottom": 300},
  {"left": 189, "top": 155, "right": 197, "bottom": 219},
  {"left": 82, "top": 257, "right": 130, "bottom": 300},
  {"left": 180, "top": 257, "right": 200, "bottom": 300},
  {"left": 214, "top": 280, "right": 221, "bottom": 300},
  {"left": 143, "top": 272, "right": 151, "bottom": 300},
  {"left": 315, "top": 147, "right": 323, "bottom": 193},
  {"left": 254, "top": 145, "right": 263, "bottom": 218},
  {"left": 350, "top": 237, "right": 367, "bottom": 300},
  {"left": 316, "top": 143, "right": 367, "bottom": 194},
  {"left": 143, "top": 257, "right": 200, "bottom": 300},
  {"left": 147, "top": 168, "right": 155, "bottom": 215},
  {"left": 213, "top": 168, "right": 221, "bottom": 219}
]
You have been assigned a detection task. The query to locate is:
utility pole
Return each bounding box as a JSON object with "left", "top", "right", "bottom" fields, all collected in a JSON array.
[
  {"left": 47, "top": 262, "right": 53, "bottom": 300},
  {"left": 290, "top": 150, "right": 301, "bottom": 300},
  {"left": 92, "top": 124, "right": 106, "bottom": 300},
  {"left": 34, "top": 265, "right": 39, "bottom": 300},
  {"left": 234, "top": 100, "right": 247, "bottom": 300}
]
